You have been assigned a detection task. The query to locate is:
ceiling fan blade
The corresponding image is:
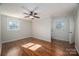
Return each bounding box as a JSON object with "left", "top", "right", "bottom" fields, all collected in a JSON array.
[
  {"left": 24, "top": 12, "right": 29, "bottom": 15},
  {"left": 34, "top": 12, "right": 38, "bottom": 15},
  {"left": 24, "top": 16, "right": 29, "bottom": 18},
  {"left": 33, "top": 7, "right": 38, "bottom": 12},
  {"left": 22, "top": 6, "right": 30, "bottom": 12},
  {"left": 34, "top": 16, "right": 40, "bottom": 18}
]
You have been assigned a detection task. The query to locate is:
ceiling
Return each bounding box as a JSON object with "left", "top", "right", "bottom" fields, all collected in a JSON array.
[{"left": 0, "top": 3, "right": 78, "bottom": 19}]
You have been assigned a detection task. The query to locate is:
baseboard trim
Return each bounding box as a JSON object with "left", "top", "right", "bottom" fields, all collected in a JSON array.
[
  {"left": 2, "top": 37, "right": 51, "bottom": 44},
  {"left": 75, "top": 46, "right": 79, "bottom": 54},
  {"left": 32, "top": 37, "right": 51, "bottom": 43},
  {"left": 2, "top": 37, "right": 32, "bottom": 44},
  {"left": 52, "top": 38, "right": 69, "bottom": 43}
]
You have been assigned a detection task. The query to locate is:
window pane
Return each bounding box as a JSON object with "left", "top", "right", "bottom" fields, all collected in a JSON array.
[{"left": 8, "top": 20, "right": 19, "bottom": 30}]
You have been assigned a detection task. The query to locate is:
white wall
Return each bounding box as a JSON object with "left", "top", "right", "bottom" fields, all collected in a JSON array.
[
  {"left": 32, "top": 17, "right": 51, "bottom": 42},
  {"left": 1, "top": 15, "right": 51, "bottom": 43},
  {"left": 0, "top": 15, "right": 1, "bottom": 42},
  {"left": 0, "top": 15, "right": 1, "bottom": 55},
  {"left": 1, "top": 15, "right": 32, "bottom": 43},
  {"left": 75, "top": 7, "right": 79, "bottom": 54}
]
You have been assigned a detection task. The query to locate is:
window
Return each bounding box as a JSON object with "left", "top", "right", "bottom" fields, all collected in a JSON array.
[
  {"left": 56, "top": 21, "right": 64, "bottom": 29},
  {"left": 8, "top": 20, "right": 20, "bottom": 31}
]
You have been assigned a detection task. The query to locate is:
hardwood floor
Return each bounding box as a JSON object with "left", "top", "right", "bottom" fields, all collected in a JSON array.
[
  {"left": 1, "top": 37, "right": 79, "bottom": 56},
  {"left": 51, "top": 39, "right": 78, "bottom": 56}
]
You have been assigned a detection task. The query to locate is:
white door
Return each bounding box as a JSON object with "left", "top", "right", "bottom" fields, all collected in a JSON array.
[
  {"left": 68, "top": 17, "right": 74, "bottom": 44},
  {"left": 52, "top": 17, "right": 69, "bottom": 41}
]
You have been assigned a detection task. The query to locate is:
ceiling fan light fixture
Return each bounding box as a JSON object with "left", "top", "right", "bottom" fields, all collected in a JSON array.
[
  {"left": 23, "top": 6, "right": 40, "bottom": 19},
  {"left": 29, "top": 16, "right": 34, "bottom": 19}
]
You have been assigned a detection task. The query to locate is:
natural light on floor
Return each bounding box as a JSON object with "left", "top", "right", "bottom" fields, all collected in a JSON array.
[
  {"left": 29, "top": 44, "right": 42, "bottom": 51},
  {"left": 22, "top": 43, "right": 34, "bottom": 48},
  {"left": 22, "top": 42, "right": 42, "bottom": 51}
]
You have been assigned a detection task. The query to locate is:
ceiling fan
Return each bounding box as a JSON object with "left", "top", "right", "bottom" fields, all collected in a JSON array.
[{"left": 22, "top": 6, "right": 40, "bottom": 19}]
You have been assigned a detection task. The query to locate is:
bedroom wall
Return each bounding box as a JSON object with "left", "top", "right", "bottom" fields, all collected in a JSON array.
[
  {"left": 0, "top": 15, "right": 1, "bottom": 55},
  {"left": 1, "top": 14, "right": 51, "bottom": 43},
  {"left": 1, "top": 15, "right": 32, "bottom": 43},
  {"left": 32, "top": 17, "right": 51, "bottom": 42},
  {"left": 75, "top": 7, "right": 79, "bottom": 54},
  {"left": 0, "top": 15, "right": 1, "bottom": 42}
]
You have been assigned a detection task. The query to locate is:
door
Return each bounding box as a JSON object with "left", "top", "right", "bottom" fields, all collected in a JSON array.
[
  {"left": 68, "top": 17, "right": 74, "bottom": 44},
  {"left": 52, "top": 17, "right": 69, "bottom": 41}
]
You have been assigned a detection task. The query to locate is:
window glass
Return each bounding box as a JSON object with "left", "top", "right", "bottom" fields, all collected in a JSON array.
[
  {"left": 56, "top": 21, "right": 64, "bottom": 29},
  {"left": 8, "top": 20, "right": 19, "bottom": 31}
]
